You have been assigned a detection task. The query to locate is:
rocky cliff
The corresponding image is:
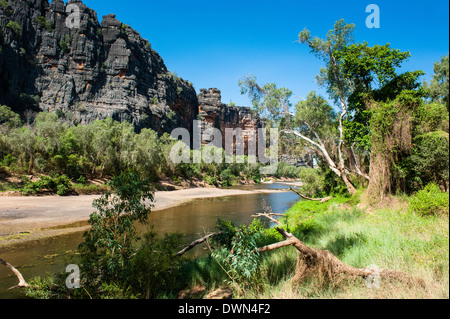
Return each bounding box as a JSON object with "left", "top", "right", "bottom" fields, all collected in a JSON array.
[
  {"left": 198, "top": 88, "right": 264, "bottom": 149},
  {"left": 0, "top": 0, "right": 199, "bottom": 134}
]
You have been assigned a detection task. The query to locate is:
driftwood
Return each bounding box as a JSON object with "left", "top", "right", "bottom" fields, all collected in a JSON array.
[
  {"left": 0, "top": 257, "right": 29, "bottom": 290},
  {"left": 289, "top": 187, "right": 332, "bottom": 203},
  {"left": 176, "top": 232, "right": 221, "bottom": 256}
]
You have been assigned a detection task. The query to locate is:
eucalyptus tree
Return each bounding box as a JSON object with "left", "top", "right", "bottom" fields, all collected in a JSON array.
[
  {"left": 239, "top": 75, "right": 350, "bottom": 194},
  {"left": 424, "top": 55, "right": 449, "bottom": 110},
  {"left": 239, "top": 20, "right": 359, "bottom": 195},
  {"left": 298, "top": 19, "right": 358, "bottom": 194}
]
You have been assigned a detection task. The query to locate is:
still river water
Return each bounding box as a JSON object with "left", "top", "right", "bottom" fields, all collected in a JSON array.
[{"left": 0, "top": 182, "right": 301, "bottom": 298}]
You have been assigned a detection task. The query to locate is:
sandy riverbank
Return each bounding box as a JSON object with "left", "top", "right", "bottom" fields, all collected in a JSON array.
[{"left": 0, "top": 187, "right": 288, "bottom": 247}]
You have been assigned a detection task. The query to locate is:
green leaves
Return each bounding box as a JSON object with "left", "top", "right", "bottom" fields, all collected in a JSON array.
[
  {"left": 79, "top": 171, "right": 154, "bottom": 287},
  {"left": 299, "top": 19, "right": 355, "bottom": 104},
  {"left": 0, "top": 105, "right": 21, "bottom": 133},
  {"left": 409, "top": 183, "right": 449, "bottom": 216},
  {"left": 337, "top": 42, "right": 411, "bottom": 91},
  {"left": 6, "top": 20, "right": 22, "bottom": 37},
  {"left": 424, "top": 55, "right": 449, "bottom": 110},
  {"left": 21, "top": 174, "right": 72, "bottom": 196},
  {"left": 239, "top": 75, "right": 293, "bottom": 128},
  {"left": 212, "top": 219, "right": 263, "bottom": 293},
  {"left": 295, "top": 91, "right": 337, "bottom": 138}
]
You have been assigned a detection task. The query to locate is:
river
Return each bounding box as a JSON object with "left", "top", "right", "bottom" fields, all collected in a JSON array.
[{"left": 0, "top": 182, "right": 301, "bottom": 299}]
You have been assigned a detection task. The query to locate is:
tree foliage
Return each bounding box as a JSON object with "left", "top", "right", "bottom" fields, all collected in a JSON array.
[
  {"left": 79, "top": 171, "right": 154, "bottom": 288},
  {"left": 424, "top": 55, "right": 449, "bottom": 110}
]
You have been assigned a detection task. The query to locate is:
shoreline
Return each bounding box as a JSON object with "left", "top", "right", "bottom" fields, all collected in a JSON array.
[{"left": 0, "top": 185, "right": 292, "bottom": 248}]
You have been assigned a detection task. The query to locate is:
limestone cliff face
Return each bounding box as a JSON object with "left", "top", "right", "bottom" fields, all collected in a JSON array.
[{"left": 0, "top": 0, "right": 198, "bottom": 134}]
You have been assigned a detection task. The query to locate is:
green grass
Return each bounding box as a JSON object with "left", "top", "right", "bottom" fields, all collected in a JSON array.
[
  {"left": 172, "top": 190, "right": 448, "bottom": 299},
  {"left": 244, "top": 191, "right": 449, "bottom": 299}
]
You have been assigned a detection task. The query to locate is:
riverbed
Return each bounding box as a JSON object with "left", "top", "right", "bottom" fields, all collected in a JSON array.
[{"left": 0, "top": 182, "right": 301, "bottom": 299}]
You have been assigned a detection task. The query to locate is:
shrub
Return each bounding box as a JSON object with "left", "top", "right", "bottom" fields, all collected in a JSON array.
[
  {"left": 0, "top": 105, "right": 22, "bottom": 132},
  {"left": 21, "top": 174, "right": 73, "bottom": 196},
  {"left": 59, "top": 34, "right": 71, "bottom": 53},
  {"left": 298, "top": 167, "right": 324, "bottom": 197},
  {"left": 409, "top": 131, "right": 449, "bottom": 190},
  {"left": 36, "top": 16, "right": 53, "bottom": 32},
  {"left": 219, "top": 168, "right": 235, "bottom": 187},
  {"left": 212, "top": 219, "right": 264, "bottom": 294},
  {"left": 1, "top": 153, "right": 16, "bottom": 167},
  {"left": 409, "top": 183, "right": 449, "bottom": 216},
  {"left": 6, "top": 20, "right": 22, "bottom": 36},
  {"left": 78, "top": 171, "right": 154, "bottom": 293},
  {"left": 129, "top": 230, "right": 183, "bottom": 298}
]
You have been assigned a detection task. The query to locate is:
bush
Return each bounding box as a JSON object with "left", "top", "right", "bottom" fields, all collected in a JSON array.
[
  {"left": 59, "top": 34, "right": 71, "bottom": 53},
  {"left": 408, "top": 131, "right": 449, "bottom": 190},
  {"left": 219, "top": 168, "right": 235, "bottom": 187},
  {"left": 1, "top": 153, "right": 16, "bottom": 167},
  {"left": 212, "top": 219, "right": 264, "bottom": 294},
  {"left": 6, "top": 20, "right": 22, "bottom": 36},
  {"left": 129, "top": 230, "right": 183, "bottom": 298},
  {"left": 78, "top": 171, "right": 154, "bottom": 293},
  {"left": 36, "top": 16, "right": 53, "bottom": 32},
  {"left": 21, "top": 174, "right": 73, "bottom": 196},
  {"left": 298, "top": 167, "right": 324, "bottom": 197},
  {"left": 409, "top": 183, "right": 449, "bottom": 216}
]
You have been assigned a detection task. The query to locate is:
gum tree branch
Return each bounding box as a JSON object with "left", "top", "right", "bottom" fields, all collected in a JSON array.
[{"left": 0, "top": 257, "right": 29, "bottom": 290}]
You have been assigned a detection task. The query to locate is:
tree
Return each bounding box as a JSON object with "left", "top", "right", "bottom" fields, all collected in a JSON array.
[
  {"left": 239, "top": 74, "right": 351, "bottom": 195},
  {"left": 298, "top": 19, "right": 358, "bottom": 195},
  {"left": 0, "top": 105, "right": 22, "bottom": 159},
  {"left": 0, "top": 105, "right": 22, "bottom": 133},
  {"left": 78, "top": 171, "right": 154, "bottom": 291},
  {"left": 239, "top": 20, "right": 359, "bottom": 195},
  {"left": 424, "top": 55, "right": 449, "bottom": 110},
  {"left": 298, "top": 20, "right": 434, "bottom": 198}
]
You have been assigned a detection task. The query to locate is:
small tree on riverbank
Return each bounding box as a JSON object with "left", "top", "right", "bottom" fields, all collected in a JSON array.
[{"left": 78, "top": 171, "right": 154, "bottom": 291}]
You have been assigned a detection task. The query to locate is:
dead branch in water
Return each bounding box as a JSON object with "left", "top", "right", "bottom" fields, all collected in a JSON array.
[
  {"left": 176, "top": 232, "right": 222, "bottom": 256},
  {"left": 0, "top": 257, "right": 29, "bottom": 290},
  {"left": 288, "top": 187, "right": 333, "bottom": 203}
]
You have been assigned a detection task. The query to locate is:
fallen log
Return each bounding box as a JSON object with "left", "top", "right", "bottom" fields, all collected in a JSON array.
[
  {"left": 0, "top": 257, "right": 29, "bottom": 290},
  {"left": 176, "top": 212, "right": 425, "bottom": 288},
  {"left": 255, "top": 212, "right": 425, "bottom": 288},
  {"left": 289, "top": 187, "right": 332, "bottom": 203},
  {"left": 176, "top": 232, "right": 221, "bottom": 256}
]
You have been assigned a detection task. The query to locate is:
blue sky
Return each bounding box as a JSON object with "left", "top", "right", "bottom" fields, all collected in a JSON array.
[{"left": 79, "top": 0, "right": 449, "bottom": 108}]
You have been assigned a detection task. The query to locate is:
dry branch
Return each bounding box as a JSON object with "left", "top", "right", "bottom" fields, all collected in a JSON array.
[
  {"left": 176, "top": 232, "right": 221, "bottom": 256},
  {"left": 288, "top": 187, "right": 333, "bottom": 203},
  {"left": 251, "top": 212, "right": 283, "bottom": 225},
  {"left": 0, "top": 257, "right": 29, "bottom": 290}
]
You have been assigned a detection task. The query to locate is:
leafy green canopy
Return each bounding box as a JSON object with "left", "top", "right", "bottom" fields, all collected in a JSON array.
[{"left": 335, "top": 41, "right": 425, "bottom": 150}]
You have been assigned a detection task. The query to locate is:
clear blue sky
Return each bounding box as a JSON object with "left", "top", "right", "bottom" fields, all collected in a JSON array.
[{"left": 79, "top": 0, "right": 449, "bottom": 108}]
